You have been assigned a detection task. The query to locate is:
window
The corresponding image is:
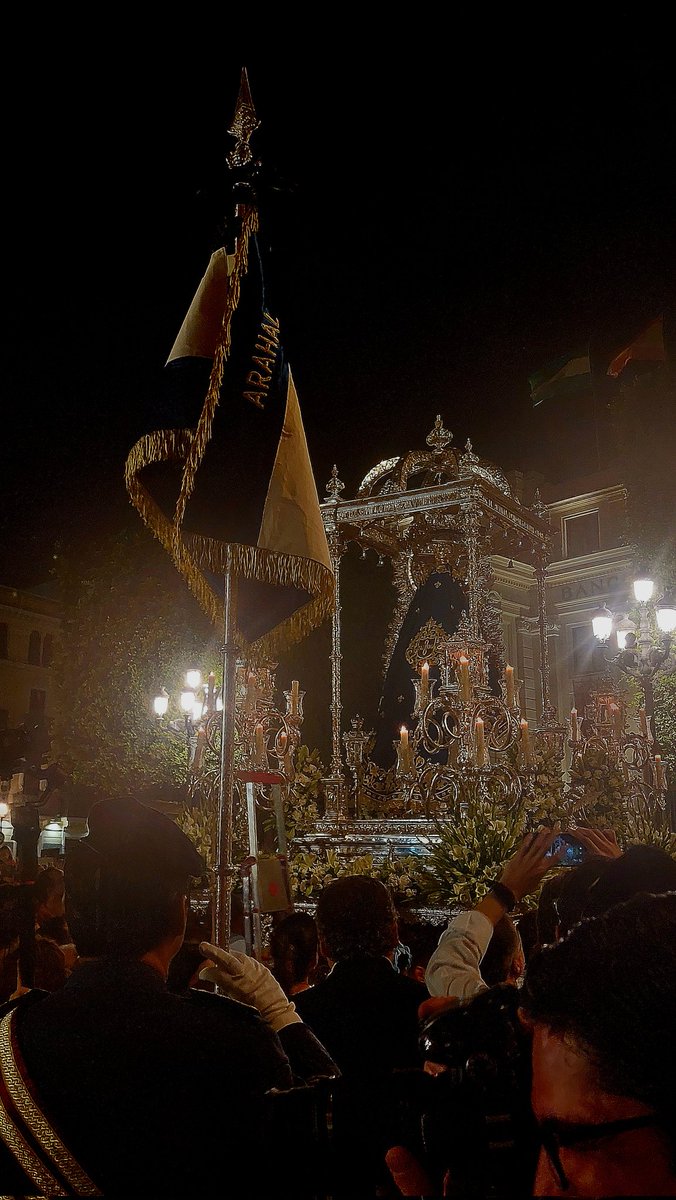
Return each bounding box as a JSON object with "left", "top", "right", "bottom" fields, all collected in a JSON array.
[
  {"left": 29, "top": 689, "right": 46, "bottom": 716},
  {"left": 0, "top": 624, "right": 7, "bottom": 658},
  {"left": 564, "top": 511, "right": 600, "bottom": 558},
  {"left": 28, "top": 630, "right": 42, "bottom": 665},
  {"left": 41, "top": 634, "right": 54, "bottom": 667}
]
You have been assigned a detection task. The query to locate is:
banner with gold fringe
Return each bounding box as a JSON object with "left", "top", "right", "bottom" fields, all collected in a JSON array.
[{"left": 124, "top": 190, "right": 333, "bottom": 660}]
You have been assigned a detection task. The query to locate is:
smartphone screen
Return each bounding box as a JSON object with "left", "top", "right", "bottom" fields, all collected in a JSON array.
[{"left": 545, "top": 834, "right": 586, "bottom": 866}]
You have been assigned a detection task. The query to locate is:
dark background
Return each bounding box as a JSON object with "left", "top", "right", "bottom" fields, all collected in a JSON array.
[{"left": 2, "top": 34, "right": 675, "bottom": 758}]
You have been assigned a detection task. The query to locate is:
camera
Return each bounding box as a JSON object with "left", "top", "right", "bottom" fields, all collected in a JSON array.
[{"left": 393, "top": 985, "right": 538, "bottom": 1198}]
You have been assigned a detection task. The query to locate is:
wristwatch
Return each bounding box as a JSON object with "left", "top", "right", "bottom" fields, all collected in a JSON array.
[{"left": 489, "top": 881, "right": 517, "bottom": 912}]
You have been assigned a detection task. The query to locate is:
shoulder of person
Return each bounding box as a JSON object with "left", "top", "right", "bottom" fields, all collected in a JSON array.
[
  {"left": 184, "top": 986, "right": 265, "bottom": 1026},
  {"left": 0, "top": 989, "right": 51, "bottom": 1020}
]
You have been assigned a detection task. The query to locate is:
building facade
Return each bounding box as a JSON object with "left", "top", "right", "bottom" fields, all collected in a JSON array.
[{"left": 0, "top": 583, "right": 61, "bottom": 733}]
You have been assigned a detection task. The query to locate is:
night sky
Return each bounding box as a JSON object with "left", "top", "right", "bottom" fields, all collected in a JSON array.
[{"left": 3, "top": 37, "right": 675, "bottom": 753}]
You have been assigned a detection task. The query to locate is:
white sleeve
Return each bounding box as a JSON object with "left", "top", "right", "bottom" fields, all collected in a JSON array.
[{"left": 424, "top": 910, "right": 494, "bottom": 1000}]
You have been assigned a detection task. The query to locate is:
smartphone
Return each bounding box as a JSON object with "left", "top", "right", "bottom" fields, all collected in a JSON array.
[{"left": 546, "top": 833, "right": 586, "bottom": 866}]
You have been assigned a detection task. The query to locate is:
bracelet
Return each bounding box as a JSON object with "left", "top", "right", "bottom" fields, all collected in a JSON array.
[{"left": 489, "top": 881, "right": 517, "bottom": 912}]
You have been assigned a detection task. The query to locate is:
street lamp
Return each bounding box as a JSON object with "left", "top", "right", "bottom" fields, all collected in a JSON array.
[
  {"left": 154, "top": 669, "right": 222, "bottom": 765},
  {"left": 592, "top": 573, "right": 676, "bottom": 747}
]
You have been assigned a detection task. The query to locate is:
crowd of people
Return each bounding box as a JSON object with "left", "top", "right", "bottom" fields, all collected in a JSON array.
[{"left": 0, "top": 800, "right": 674, "bottom": 1198}]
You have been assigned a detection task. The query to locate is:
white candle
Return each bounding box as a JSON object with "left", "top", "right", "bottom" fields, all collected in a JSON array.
[
  {"left": 475, "top": 717, "right": 487, "bottom": 767},
  {"left": 245, "top": 672, "right": 257, "bottom": 713},
  {"left": 570, "top": 708, "right": 579, "bottom": 743},
  {"left": 654, "top": 755, "right": 665, "bottom": 789},
  {"left": 400, "top": 725, "right": 409, "bottom": 749},
  {"left": 290, "top": 679, "right": 300, "bottom": 716},
  {"left": 505, "top": 665, "right": 515, "bottom": 708},
  {"left": 278, "top": 730, "right": 288, "bottom": 754},
  {"left": 254, "top": 722, "right": 266, "bottom": 766},
  {"left": 609, "top": 703, "right": 623, "bottom": 739},
  {"left": 421, "top": 661, "right": 430, "bottom": 703},
  {"left": 520, "top": 718, "right": 534, "bottom": 766},
  {"left": 458, "top": 655, "right": 471, "bottom": 703}
]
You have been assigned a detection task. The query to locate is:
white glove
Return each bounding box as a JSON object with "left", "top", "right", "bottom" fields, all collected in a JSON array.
[{"left": 199, "top": 941, "right": 302, "bottom": 1034}]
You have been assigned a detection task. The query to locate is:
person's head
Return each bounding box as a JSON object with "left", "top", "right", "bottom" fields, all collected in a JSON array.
[
  {"left": 536, "top": 874, "right": 565, "bottom": 947},
  {"left": 396, "top": 918, "right": 443, "bottom": 983},
  {"left": 33, "top": 866, "right": 66, "bottom": 926},
  {"left": 553, "top": 856, "right": 611, "bottom": 938},
  {"left": 580, "top": 844, "right": 676, "bottom": 921},
  {"left": 481, "top": 913, "right": 525, "bottom": 987},
  {"left": 521, "top": 891, "right": 676, "bottom": 1196},
  {"left": 65, "top": 795, "right": 204, "bottom": 966},
  {"left": 315, "top": 875, "right": 398, "bottom": 963},
  {"left": 270, "top": 912, "right": 319, "bottom": 995}
]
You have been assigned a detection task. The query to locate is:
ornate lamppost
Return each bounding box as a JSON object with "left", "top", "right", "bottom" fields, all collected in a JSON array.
[
  {"left": 153, "top": 668, "right": 222, "bottom": 770},
  {"left": 591, "top": 573, "right": 676, "bottom": 746}
]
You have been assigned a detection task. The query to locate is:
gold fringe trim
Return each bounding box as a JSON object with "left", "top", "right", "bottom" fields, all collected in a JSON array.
[
  {"left": 171, "top": 204, "right": 259, "bottom": 544},
  {"left": 124, "top": 434, "right": 335, "bottom": 658}
]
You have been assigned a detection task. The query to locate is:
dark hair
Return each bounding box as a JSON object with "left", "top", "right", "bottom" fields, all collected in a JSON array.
[
  {"left": 480, "top": 914, "right": 521, "bottom": 987},
  {"left": 581, "top": 845, "right": 676, "bottom": 920},
  {"left": 33, "top": 866, "right": 65, "bottom": 907},
  {"left": 65, "top": 842, "right": 188, "bottom": 958},
  {"left": 554, "top": 856, "right": 611, "bottom": 937},
  {"left": 270, "top": 912, "right": 318, "bottom": 995},
  {"left": 536, "top": 874, "right": 565, "bottom": 947},
  {"left": 522, "top": 891, "right": 676, "bottom": 1132},
  {"left": 315, "top": 875, "right": 398, "bottom": 960}
]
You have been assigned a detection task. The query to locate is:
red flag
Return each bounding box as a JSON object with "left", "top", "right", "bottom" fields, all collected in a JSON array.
[{"left": 607, "top": 315, "right": 666, "bottom": 378}]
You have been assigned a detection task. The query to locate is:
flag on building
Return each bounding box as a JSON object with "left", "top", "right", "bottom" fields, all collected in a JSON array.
[
  {"left": 607, "top": 315, "right": 666, "bottom": 379},
  {"left": 124, "top": 79, "right": 333, "bottom": 661},
  {"left": 528, "top": 350, "right": 592, "bottom": 408}
]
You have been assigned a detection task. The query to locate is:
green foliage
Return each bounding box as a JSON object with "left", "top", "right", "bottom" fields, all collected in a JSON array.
[
  {"left": 287, "top": 846, "right": 425, "bottom": 905},
  {"left": 655, "top": 674, "right": 676, "bottom": 787},
  {"left": 284, "top": 745, "right": 323, "bottom": 838},
  {"left": 51, "top": 525, "right": 216, "bottom": 803},
  {"left": 567, "top": 743, "right": 630, "bottom": 830},
  {"left": 420, "top": 798, "right": 528, "bottom": 909}
]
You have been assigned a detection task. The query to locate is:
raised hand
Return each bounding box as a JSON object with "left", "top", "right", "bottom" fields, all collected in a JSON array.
[
  {"left": 199, "top": 942, "right": 302, "bottom": 1033},
  {"left": 570, "top": 826, "right": 622, "bottom": 859}
]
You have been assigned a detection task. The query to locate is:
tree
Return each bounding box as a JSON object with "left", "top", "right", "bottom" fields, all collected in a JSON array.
[{"left": 51, "top": 524, "right": 217, "bottom": 806}]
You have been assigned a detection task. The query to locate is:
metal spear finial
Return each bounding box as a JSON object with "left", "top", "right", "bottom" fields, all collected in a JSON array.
[{"left": 226, "top": 67, "right": 260, "bottom": 169}]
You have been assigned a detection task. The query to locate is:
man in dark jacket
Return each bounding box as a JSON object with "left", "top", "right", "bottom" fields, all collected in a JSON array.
[
  {"left": 0, "top": 795, "right": 336, "bottom": 1198},
  {"left": 294, "top": 875, "right": 429, "bottom": 1197}
]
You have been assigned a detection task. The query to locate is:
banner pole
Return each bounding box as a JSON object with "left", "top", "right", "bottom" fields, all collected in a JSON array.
[{"left": 214, "top": 549, "right": 239, "bottom": 950}]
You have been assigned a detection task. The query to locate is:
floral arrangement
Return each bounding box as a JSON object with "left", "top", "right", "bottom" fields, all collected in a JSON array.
[
  {"left": 420, "top": 795, "right": 529, "bottom": 909},
  {"left": 287, "top": 846, "right": 426, "bottom": 905},
  {"left": 283, "top": 745, "right": 323, "bottom": 838},
  {"left": 567, "top": 741, "right": 631, "bottom": 831}
]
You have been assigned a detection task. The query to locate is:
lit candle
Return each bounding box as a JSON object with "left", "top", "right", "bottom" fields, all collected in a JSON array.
[
  {"left": 191, "top": 727, "right": 206, "bottom": 773},
  {"left": 290, "top": 679, "right": 300, "bottom": 716},
  {"left": 654, "top": 755, "right": 665, "bottom": 789},
  {"left": 421, "top": 661, "right": 430, "bottom": 703},
  {"left": 505, "top": 665, "right": 515, "bottom": 708},
  {"left": 520, "top": 718, "right": 534, "bottom": 766},
  {"left": 475, "top": 717, "right": 487, "bottom": 767},
  {"left": 639, "top": 708, "right": 649, "bottom": 739},
  {"left": 399, "top": 725, "right": 411, "bottom": 772},
  {"left": 457, "top": 655, "right": 471, "bottom": 703},
  {"left": 278, "top": 730, "right": 288, "bottom": 755},
  {"left": 245, "top": 672, "right": 257, "bottom": 713},
  {"left": 570, "top": 708, "right": 579, "bottom": 743},
  {"left": 254, "top": 722, "right": 266, "bottom": 767},
  {"left": 609, "top": 703, "right": 623, "bottom": 739}
]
